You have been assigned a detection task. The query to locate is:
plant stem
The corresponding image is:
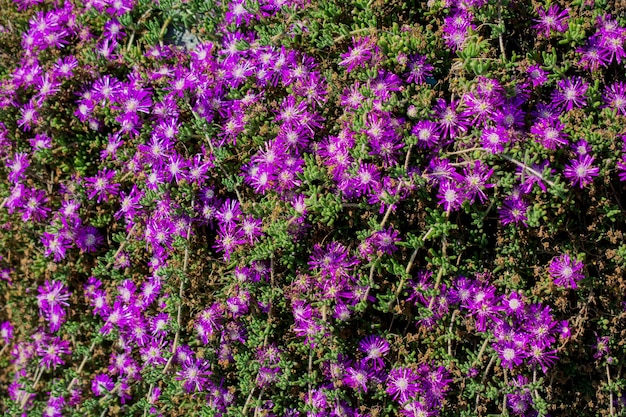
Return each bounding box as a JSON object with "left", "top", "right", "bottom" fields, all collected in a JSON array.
[
  {"left": 333, "top": 27, "right": 376, "bottom": 45},
  {"left": 104, "top": 223, "right": 137, "bottom": 270},
  {"left": 242, "top": 386, "right": 255, "bottom": 415},
  {"left": 501, "top": 154, "right": 556, "bottom": 188},
  {"left": 162, "top": 198, "right": 194, "bottom": 375},
  {"left": 67, "top": 340, "right": 97, "bottom": 392},
  {"left": 607, "top": 363, "right": 614, "bottom": 416},
  {"left": 386, "top": 227, "right": 434, "bottom": 313},
  {"left": 448, "top": 309, "right": 458, "bottom": 357}
]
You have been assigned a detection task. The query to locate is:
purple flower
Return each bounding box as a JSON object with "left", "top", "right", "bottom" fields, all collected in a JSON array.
[
  {"left": 17, "top": 100, "right": 38, "bottom": 131},
  {"left": 461, "top": 160, "right": 494, "bottom": 204},
  {"left": 593, "top": 335, "right": 610, "bottom": 359},
  {"left": 563, "top": 154, "right": 599, "bottom": 188},
  {"left": 359, "top": 335, "right": 389, "bottom": 370},
  {"left": 404, "top": 54, "right": 433, "bottom": 84},
  {"left": 19, "top": 187, "right": 49, "bottom": 222},
  {"left": 437, "top": 180, "right": 466, "bottom": 213},
  {"left": 481, "top": 126, "right": 509, "bottom": 154},
  {"left": 494, "top": 340, "right": 526, "bottom": 369},
  {"left": 577, "top": 37, "right": 611, "bottom": 71},
  {"left": 115, "top": 185, "right": 144, "bottom": 221},
  {"left": 213, "top": 224, "right": 245, "bottom": 261},
  {"left": 549, "top": 254, "right": 584, "bottom": 289},
  {"left": 7, "top": 152, "right": 29, "bottom": 183},
  {"left": 552, "top": 76, "right": 588, "bottom": 112},
  {"left": 412, "top": 120, "right": 440, "bottom": 149},
  {"left": 37, "top": 336, "right": 71, "bottom": 369},
  {"left": 41, "top": 231, "right": 72, "bottom": 262},
  {"left": 0, "top": 321, "right": 14, "bottom": 344},
  {"left": 603, "top": 81, "right": 626, "bottom": 115},
  {"left": 530, "top": 119, "right": 569, "bottom": 150},
  {"left": 527, "top": 64, "right": 549, "bottom": 87},
  {"left": 339, "top": 37, "right": 374, "bottom": 73},
  {"left": 527, "top": 342, "right": 558, "bottom": 373},
  {"left": 37, "top": 280, "right": 70, "bottom": 315},
  {"left": 92, "top": 374, "right": 115, "bottom": 396},
  {"left": 499, "top": 196, "right": 528, "bottom": 227},
  {"left": 84, "top": 168, "right": 120, "bottom": 203},
  {"left": 343, "top": 363, "right": 373, "bottom": 392},
  {"left": 572, "top": 140, "right": 591, "bottom": 157},
  {"left": 43, "top": 395, "right": 65, "bottom": 417},
  {"left": 386, "top": 367, "right": 420, "bottom": 403},
  {"left": 434, "top": 98, "right": 470, "bottom": 140},
  {"left": 532, "top": 4, "right": 569, "bottom": 37},
  {"left": 442, "top": 11, "right": 472, "bottom": 51},
  {"left": 30, "top": 133, "right": 52, "bottom": 151},
  {"left": 52, "top": 55, "right": 78, "bottom": 78},
  {"left": 76, "top": 225, "right": 104, "bottom": 253},
  {"left": 598, "top": 18, "right": 626, "bottom": 64}
]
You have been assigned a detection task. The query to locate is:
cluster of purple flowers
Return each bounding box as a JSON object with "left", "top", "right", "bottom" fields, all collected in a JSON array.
[
  {"left": 2, "top": 0, "right": 626, "bottom": 414},
  {"left": 409, "top": 273, "right": 567, "bottom": 377},
  {"left": 577, "top": 14, "right": 626, "bottom": 70}
]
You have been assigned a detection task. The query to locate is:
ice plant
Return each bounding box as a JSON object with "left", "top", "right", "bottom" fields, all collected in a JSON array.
[
  {"left": 549, "top": 254, "right": 585, "bottom": 289},
  {"left": 563, "top": 154, "right": 599, "bottom": 188}
]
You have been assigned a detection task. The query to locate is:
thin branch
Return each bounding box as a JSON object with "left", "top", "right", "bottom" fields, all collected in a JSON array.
[
  {"left": 161, "top": 198, "right": 194, "bottom": 375},
  {"left": 497, "top": 0, "right": 507, "bottom": 61},
  {"left": 386, "top": 227, "right": 434, "bottom": 313},
  {"left": 333, "top": 27, "right": 376, "bottom": 45},
  {"left": 608, "top": 363, "right": 614, "bottom": 416},
  {"left": 501, "top": 154, "right": 556, "bottom": 188},
  {"left": 448, "top": 309, "right": 458, "bottom": 357},
  {"left": 104, "top": 223, "right": 137, "bottom": 270},
  {"left": 67, "top": 340, "right": 98, "bottom": 392}
]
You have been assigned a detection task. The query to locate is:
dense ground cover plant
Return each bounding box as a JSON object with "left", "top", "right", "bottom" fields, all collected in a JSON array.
[{"left": 1, "top": 0, "right": 626, "bottom": 415}]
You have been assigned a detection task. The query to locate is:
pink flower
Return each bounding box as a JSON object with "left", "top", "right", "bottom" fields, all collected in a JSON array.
[
  {"left": 563, "top": 154, "right": 599, "bottom": 188},
  {"left": 339, "top": 37, "right": 374, "bottom": 73},
  {"left": 549, "top": 254, "right": 584, "bottom": 289}
]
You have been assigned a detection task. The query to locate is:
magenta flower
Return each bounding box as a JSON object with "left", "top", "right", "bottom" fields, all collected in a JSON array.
[
  {"left": 177, "top": 358, "right": 212, "bottom": 392},
  {"left": 461, "top": 160, "right": 494, "bottom": 204},
  {"left": 412, "top": 120, "right": 440, "bottom": 149},
  {"left": 41, "top": 231, "right": 72, "bottom": 262},
  {"left": 603, "top": 81, "right": 626, "bottom": 115},
  {"left": 593, "top": 335, "right": 610, "bottom": 359},
  {"left": 339, "top": 37, "right": 374, "bottom": 72},
  {"left": 527, "top": 64, "right": 548, "bottom": 87},
  {"left": 386, "top": 367, "right": 420, "bottom": 403},
  {"left": 52, "top": 55, "right": 78, "bottom": 79},
  {"left": 343, "top": 363, "right": 373, "bottom": 393},
  {"left": 494, "top": 340, "right": 526, "bottom": 369},
  {"left": 527, "top": 342, "right": 558, "bottom": 373},
  {"left": 437, "top": 180, "right": 466, "bottom": 213},
  {"left": 17, "top": 100, "right": 38, "bottom": 131},
  {"left": 499, "top": 196, "right": 528, "bottom": 227},
  {"left": 0, "top": 321, "right": 14, "bottom": 344},
  {"left": 404, "top": 54, "right": 433, "bottom": 85},
  {"left": 19, "top": 187, "right": 49, "bottom": 222},
  {"left": 7, "top": 152, "right": 29, "bottom": 183},
  {"left": 359, "top": 335, "right": 390, "bottom": 369},
  {"left": 84, "top": 168, "right": 120, "bottom": 203},
  {"left": 563, "top": 154, "right": 599, "bottom": 188},
  {"left": 549, "top": 254, "right": 584, "bottom": 289},
  {"left": 37, "top": 280, "right": 70, "bottom": 315},
  {"left": 37, "top": 336, "right": 71, "bottom": 369},
  {"left": 76, "top": 225, "right": 104, "bottom": 253},
  {"left": 577, "top": 38, "right": 611, "bottom": 71},
  {"left": 481, "top": 126, "right": 509, "bottom": 154},
  {"left": 532, "top": 4, "right": 569, "bottom": 37},
  {"left": 552, "top": 76, "right": 588, "bottom": 112},
  {"left": 92, "top": 374, "right": 115, "bottom": 396},
  {"left": 531, "top": 119, "right": 569, "bottom": 150}
]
